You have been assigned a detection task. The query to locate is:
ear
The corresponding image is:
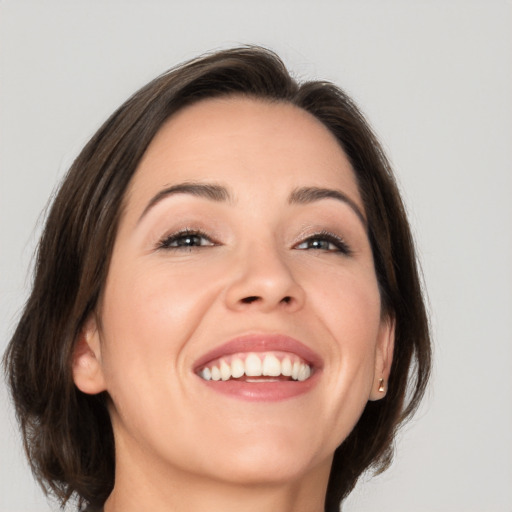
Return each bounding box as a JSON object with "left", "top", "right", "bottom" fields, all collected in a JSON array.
[
  {"left": 72, "top": 314, "right": 107, "bottom": 394},
  {"left": 369, "top": 315, "right": 395, "bottom": 401}
]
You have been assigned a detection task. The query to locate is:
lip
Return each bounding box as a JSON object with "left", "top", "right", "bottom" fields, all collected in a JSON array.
[{"left": 193, "top": 333, "right": 323, "bottom": 402}]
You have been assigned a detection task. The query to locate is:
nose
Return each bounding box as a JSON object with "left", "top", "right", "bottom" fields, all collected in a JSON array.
[{"left": 224, "top": 241, "right": 305, "bottom": 313}]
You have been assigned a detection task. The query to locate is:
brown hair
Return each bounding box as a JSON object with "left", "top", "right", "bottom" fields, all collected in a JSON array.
[{"left": 3, "top": 46, "right": 431, "bottom": 512}]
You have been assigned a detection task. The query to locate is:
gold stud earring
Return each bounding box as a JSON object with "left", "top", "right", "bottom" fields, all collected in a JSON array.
[{"left": 378, "top": 378, "right": 385, "bottom": 393}]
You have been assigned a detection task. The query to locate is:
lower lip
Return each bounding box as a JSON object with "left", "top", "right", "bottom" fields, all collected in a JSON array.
[{"left": 198, "top": 373, "right": 320, "bottom": 402}]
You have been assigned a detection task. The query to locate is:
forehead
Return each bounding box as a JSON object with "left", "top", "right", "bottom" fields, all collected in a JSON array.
[{"left": 124, "top": 96, "right": 363, "bottom": 213}]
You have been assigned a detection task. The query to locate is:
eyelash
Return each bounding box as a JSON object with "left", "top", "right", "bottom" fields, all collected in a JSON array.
[
  {"left": 295, "top": 231, "right": 352, "bottom": 255},
  {"left": 157, "top": 229, "right": 216, "bottom": 250},
  {"left": 157, "top": 229, "right": 351, "bottom": 255}
]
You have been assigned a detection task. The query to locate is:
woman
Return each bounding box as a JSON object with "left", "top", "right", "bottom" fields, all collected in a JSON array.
[{"left": 4, "top": 47, "right": 431, "bottom": 512}]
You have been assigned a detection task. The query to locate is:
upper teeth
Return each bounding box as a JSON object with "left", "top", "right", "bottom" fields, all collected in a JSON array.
[{"left": 199, "top": 352, "right": 312, "bottom": 382}]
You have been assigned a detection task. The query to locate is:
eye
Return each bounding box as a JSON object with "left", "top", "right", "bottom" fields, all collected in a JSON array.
[
  {"left": 157, "top": 229, "right": 216, "bottom": 250},
  {"left": 295, "top": 231, "right": 351, "bottom": 255}
]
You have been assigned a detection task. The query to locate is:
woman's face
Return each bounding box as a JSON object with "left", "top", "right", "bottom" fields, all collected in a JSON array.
[{"left": 74, "top": 97, "right": 393, "bottom": 487}]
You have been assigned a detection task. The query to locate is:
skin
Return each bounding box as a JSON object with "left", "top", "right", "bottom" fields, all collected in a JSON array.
[{"left": 73, "top": 97, "right": 394, "bottom": 512}]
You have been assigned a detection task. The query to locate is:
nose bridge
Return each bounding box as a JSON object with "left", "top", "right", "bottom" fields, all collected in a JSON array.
[{"left": 225, "top": 234, "right": 304, "bottom": 311}]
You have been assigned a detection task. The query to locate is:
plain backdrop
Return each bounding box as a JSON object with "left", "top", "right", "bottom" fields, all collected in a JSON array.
[{"left": 1, "top": 1, "right": 511, "bottom": 511}]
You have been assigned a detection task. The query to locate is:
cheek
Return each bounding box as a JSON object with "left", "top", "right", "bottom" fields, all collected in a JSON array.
[
  {"left": 305, "top": 265, "right": 383, "bottom": 417},
  {"left": 96, "top": 259, "right": 226, "bottom": 443},
  {"left": 99, "top": 257, "right": 225, "bottom": 372},
  {"left": 307, "top": 261, "right": 382, "bottom": 343}
]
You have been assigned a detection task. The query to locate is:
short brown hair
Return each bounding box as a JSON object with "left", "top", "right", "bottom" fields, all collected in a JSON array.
[{"left": 4, "top": 46, "right": 431, "bottom": 511}]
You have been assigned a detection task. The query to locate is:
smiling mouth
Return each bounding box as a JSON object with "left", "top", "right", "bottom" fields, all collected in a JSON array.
[{"left": 197, "top": 351, "right": 312, "bottom": 382}]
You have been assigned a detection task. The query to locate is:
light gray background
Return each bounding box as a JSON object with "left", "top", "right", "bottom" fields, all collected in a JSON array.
[{"left": 1, "top": 1, "right": 511, "bottom": 511}]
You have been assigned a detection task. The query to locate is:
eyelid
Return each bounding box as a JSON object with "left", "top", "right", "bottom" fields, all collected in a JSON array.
[
  {"left": 153, "top": 226, "right": 351, "bottom": 254},
  {"left": 156, "top": 228, "right": 219, "bottom": 250},
  {"left": 293, "top": 230, "right": 352, "bottom": 255}
]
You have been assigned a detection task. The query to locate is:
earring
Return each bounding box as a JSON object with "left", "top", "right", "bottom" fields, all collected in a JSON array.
[{"left": 378, "top": 378, "right": 385, "bottom": 393}]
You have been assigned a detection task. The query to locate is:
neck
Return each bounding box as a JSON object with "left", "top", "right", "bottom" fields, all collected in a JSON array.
[{"left": 103, "top": 437, "right": 331, "bottom": 512}]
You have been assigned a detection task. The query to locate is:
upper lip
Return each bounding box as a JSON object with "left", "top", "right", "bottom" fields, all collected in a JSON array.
[{"left": 193, "top": 333, "right": 324, "bottom": 372}]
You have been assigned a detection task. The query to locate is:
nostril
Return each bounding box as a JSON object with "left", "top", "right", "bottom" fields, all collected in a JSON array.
[
  {"left": 239, "top": 295, "right": 294, "bottom": 306},
  {"left": 241, "top": 296, "right": 260, "bottom": 304}
]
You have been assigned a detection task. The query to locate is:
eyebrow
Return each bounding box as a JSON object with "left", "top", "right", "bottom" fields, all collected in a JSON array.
[
  {"left": 289, "top": 186, "right": 367, "bottom": 228},
  {"left": 138, "top": 181, "right": 366, "bottom": 228},
  {"left": 138, "top": 182, "right": 231, "bottom": 222}
]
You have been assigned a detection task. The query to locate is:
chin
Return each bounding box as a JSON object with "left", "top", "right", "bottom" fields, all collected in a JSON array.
[
  {"left": 197, "top": 427, "right": 332, "bottom": 486},
  {"left": 215, "top": 452, "right": 327, "bottom": 486}
]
